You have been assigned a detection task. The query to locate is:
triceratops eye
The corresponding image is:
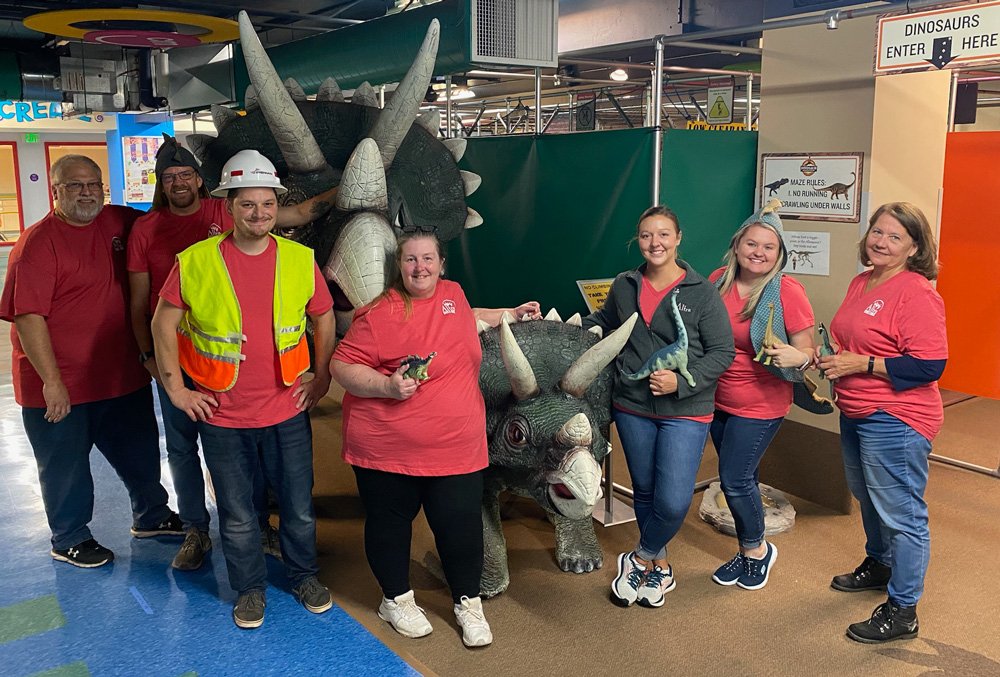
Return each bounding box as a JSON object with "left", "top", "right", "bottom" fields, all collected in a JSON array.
[{"left": 504, "top": 417, "right": 530, "bottom": 448}]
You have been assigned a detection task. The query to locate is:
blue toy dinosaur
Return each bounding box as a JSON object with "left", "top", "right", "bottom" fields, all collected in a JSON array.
[{"left": 621, "top": 288, "right": 696, "bottom": 388}]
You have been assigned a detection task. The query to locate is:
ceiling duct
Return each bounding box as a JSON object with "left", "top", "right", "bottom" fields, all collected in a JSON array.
[{"left": 234, "top": 0, "right": 557, "bottom": 103}]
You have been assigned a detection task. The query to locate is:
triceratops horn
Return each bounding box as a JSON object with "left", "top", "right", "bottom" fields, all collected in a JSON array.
[
  {"left": 465, "top": 207, "right": 483, "bottom": 229},
  {"left": 560, "top": 312, "right": 639, "bottom": 398},
  {"left": 555, "top": 413, "right": 592, "bottom": 447},
  {"left": 442, "top": 137, "right": 467, "bottom": 162},
  {"left": 460, "top": 170, "right": 481, "bottom": 196},
  {"left": 317, "top": 77, "right": 345, "bottom": 102},
  {"left": 369, "top": 19, "right": 440, "bottom": 167},
  {"left": 237, "top": 11, "right": 327, "bottom": 174},
  {"left": 416, "top": 110, "right": 440, "bottom": 135},
  {"left": 499, "top": 315, "right": 539, "bottom": 401},
  {"left": 566, "top": 313, "right": 583, "bottom": 327},
  {"left": 336, "top": 138, "right": 388, "bottom": 212}
]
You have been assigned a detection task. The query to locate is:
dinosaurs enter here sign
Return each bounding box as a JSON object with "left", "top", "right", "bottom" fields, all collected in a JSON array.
[{"left": 758, "top": 152, "right": 863, "bottom": 223}]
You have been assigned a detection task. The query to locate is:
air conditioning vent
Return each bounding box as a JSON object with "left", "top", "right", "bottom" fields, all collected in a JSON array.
[{"left": 471, "top": 0, "right": 557, "bottom": 68}]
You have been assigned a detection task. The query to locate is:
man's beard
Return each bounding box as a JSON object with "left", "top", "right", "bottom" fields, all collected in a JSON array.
[{"left": 61, "top": 198, "right": 102, "bottom": 224}]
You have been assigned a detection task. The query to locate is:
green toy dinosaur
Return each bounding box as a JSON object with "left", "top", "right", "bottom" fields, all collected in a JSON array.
[
  {"left": 400, "top": 352, "right": 436, "bottom": 380},
  {"left": 621, "top": 288, "right": 696, "bottom": 388}
]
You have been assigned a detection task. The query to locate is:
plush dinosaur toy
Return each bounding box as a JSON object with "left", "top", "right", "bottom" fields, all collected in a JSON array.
[
  {"left": 400, "top": 352, "right": 437, "bottom": 380},
  {"left": 621, "top": 288, "right": 696, "bottom": 388}
]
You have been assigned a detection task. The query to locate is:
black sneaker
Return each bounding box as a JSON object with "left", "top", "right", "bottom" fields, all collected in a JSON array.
[
  {"left": 51, "top": 539, "right": 114, "bottom": 568},
  {"left": 131, "top": 513, "right": 185, "bottom": 538},
  {"left": 293, "top": 576, "right": 333, "bottom": 614},
  {"left": 171, "top": 529, "right": 212, "bottom": 571},
  {"left": 233, "top": 589, "right": 266, "bottom": 629},
  {"left": 831, "top": 556, "right": 892, "bottom": 592},
  {"left": 847, "top": 600, "right": 918, "bottom": 644}
]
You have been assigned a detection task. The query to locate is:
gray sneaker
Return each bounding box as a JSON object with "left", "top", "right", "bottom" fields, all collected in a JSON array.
[
  {"left": 233, "top": 589, "right": 266, "bottom": 629},
  {"left": 261, "top": 523, "right": 282, "bottom": 561},
  {"left": 293, "top": 576, "right": 333, "bottom": 614},
  {"left": 171, "top": 528, "right": 212, "bottom": 571},
  {"left": 610, "top": 551, "right": 646, "bottom": 607}
]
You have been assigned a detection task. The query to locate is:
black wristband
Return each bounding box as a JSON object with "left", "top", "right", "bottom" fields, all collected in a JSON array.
[
  {"left": 867, "top": 356, "right": 875, "bottom": 375},
  {"left": 139, "top": 350, "right": 155, "bottom": 363}
]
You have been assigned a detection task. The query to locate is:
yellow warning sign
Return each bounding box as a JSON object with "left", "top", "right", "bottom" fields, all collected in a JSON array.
[
  {"left": 709, "top": 96, "right": 729, "bottom": 119},
  {"left": 706, "top": 84, "right": 734, "bottom": 125},
  {"left": 576, "top": 278, "right": 614, "bottom": 313}
]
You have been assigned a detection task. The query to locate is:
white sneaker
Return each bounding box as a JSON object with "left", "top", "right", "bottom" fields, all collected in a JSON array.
[
  {"left": 377, "top": 590, "right": 433, "bottom": 638},
  {"left": 454, "top": 596, "right": 493, "bottom": 647}
]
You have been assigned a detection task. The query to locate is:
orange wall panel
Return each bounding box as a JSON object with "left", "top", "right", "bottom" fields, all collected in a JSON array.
[{"left": 937, "top": 132, "right": 1000, "bottom": 398}]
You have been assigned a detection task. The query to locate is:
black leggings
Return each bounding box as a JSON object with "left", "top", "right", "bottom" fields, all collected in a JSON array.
[{"left": 352, "top": 466, "right": 484, "bottom": 603}]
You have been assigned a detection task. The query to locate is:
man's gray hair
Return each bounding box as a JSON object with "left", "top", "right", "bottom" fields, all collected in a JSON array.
[{"left": 50, "top": 155, "right": 102, "bottom": 183}]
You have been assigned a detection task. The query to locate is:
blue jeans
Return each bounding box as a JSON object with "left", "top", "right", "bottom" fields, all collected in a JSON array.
[
  {"left": 710, "top": 410, "right": 784, "bottom": 550},
  {"left": 199, "top": 412, "right": 319, "bottom": 594},
  {"left": 156, "top": 382, "right": 210, "bottom": 532},
  {"left": 21, "top": 385, "right": 172, "bottom": 550},
  {"left": 840, "top": 411, "right": 932, "bottom": 607},
  {"left": 613, "top": 409, "right": 709, "bottom": 562}
]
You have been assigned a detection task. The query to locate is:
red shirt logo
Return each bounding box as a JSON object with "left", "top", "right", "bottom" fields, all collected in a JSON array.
[
  {"left": 442, "top": 299, "right": 456, "bottom": 315},
  {"left": 863, "top": 299, "right": 884, "bottom": 317}
]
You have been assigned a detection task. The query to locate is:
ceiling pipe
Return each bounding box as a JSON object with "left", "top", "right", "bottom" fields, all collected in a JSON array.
[
  {"left": 667, "top": 40, "right": 762, "bottom": 56},
  {"left": 564, "top": 58, "right": 759, "bottom": 79}
]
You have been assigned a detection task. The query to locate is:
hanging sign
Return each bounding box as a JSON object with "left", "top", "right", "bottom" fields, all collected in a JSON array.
[
  {"left": 759, "top": 152, "right": 863, "bottom": 222},
  {"left": 875, "top": 1, "right": 1000, "bottom": 74},
  {"left": 705, "top": 83, "right": 735, "bottom": 125}
]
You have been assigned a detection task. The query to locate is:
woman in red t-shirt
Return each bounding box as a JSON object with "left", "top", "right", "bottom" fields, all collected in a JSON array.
[
  {"left": 330, "top": 231, "right": 539, "bottom": 649},
  {"left": 818, "top": 203, "right": 947, "bottom": 645},
  {"left": 709, "top": 200, "right": 816, "bottom": 592}
]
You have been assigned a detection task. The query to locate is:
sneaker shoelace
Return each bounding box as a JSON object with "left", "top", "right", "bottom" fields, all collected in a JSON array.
[
  {"left": 457, "top": 598, "right": 487, "bottom": 627},
  {"left": 238, "top": 591, "right": 265, "bottom": 613},
  {"left": 720, "top": 553, "right": 746, "bottom": 573},
  {"left": 395, "top": 597, "right": 428, "bottom": 622},
  {"left": 626, "top": 561, "right": 646, "bottom": 590},
  {"left": 643, "top": 567, "right": 667, "bottom": 589}
]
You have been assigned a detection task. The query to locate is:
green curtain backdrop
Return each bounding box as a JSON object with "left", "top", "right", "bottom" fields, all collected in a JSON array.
[{"left": 448, "top": 128, "right": 758, "bottom": 316}]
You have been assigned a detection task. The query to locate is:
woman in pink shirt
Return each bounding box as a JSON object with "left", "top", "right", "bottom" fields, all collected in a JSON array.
[
  {"left": 818, "top": 203, "right": 947, "bottom": 645},
  {"left": 709, "top": 201, "right": 816, "bottom": 591},
  {"left": 331, "top": 230, "right": 539, "bottom": 649}
]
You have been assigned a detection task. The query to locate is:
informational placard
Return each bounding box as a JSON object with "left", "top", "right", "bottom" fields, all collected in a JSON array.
[
  {"left": 706, "top": 83, "right": 734, "bottom": 125},
  {"left": 759, "top": 152, "right": 863, "bottom": 222},
  {"left": 576, "top": 278, "right": 613, "bottom": 312},
  {"left": 782, "top": 231, "right": 830, "bottom": 277},
  {"left": 122, "top": 135, "right": 162, "bottom": 203},
  {"left": 876, "top": 1, "right": 1000, "bottom": 74}
]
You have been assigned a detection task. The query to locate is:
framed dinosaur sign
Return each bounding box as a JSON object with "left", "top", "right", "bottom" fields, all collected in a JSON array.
[{"left": 758, "top": 152, "right": 863, "bottom": 223}]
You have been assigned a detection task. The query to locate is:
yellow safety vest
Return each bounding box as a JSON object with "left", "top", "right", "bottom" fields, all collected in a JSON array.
[{"left": 176, "top": 231, "right": 314, "bottom": 392}]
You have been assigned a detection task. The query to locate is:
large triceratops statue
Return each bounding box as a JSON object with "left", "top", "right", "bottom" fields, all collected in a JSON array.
[
  {"left": 478, "top": 311, "right": 638, "bottom": 597},
  {"left": 189, "top": 12, "right": 481, "bottom": 327}
]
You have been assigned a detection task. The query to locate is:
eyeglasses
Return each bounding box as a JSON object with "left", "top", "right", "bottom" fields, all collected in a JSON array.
[
  {"left": 161, "top": 169, "right": 197, "bottom": 184},
  {"left": 400, "top": 224, "right": 439, "bottom": 234},
  {"left": 58, "top": 181, "right": 104, "bottom": 193}
]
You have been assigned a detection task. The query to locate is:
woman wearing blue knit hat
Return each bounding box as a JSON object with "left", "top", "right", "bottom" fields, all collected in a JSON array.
[{"left": 708, "top": 198, "right": 818, "bottom": 590}]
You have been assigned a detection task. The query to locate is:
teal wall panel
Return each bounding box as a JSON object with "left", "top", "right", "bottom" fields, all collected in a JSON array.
[{"left": 448, "top": 127, "right": 758, "bottom": 315}]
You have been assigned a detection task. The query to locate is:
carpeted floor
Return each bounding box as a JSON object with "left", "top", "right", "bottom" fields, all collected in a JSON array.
[{"left": 310, "top": 392, "right": 1000, "bottom": 677}]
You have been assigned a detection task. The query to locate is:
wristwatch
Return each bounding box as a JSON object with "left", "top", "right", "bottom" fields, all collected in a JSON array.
[{"left": 139, "top": 350, "right": 155, "bottom": 363}]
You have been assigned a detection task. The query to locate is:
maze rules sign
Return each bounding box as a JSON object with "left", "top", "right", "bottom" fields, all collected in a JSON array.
[
  {"left": 758, "top": 152, "right": 863, "bottom": 223},
  {"left": 876, "top": 1, "right": 1000, "bottom": 74},
  {"left": 576, "top": 279, "right": 613, "bottom": 312}
]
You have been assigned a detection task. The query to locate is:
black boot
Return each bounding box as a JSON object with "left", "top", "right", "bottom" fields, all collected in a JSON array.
[
  {"left": 831, "top": 556, "right": 892, "bottom": 592},
  {"left": 846, "top": 600, "right": 918, "bottom": 644}
]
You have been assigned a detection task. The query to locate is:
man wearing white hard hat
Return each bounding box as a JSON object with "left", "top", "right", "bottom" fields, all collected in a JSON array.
[
  {"left": 151, "top": 149, "right": 336, "bottom": 629},
  {"left": 128, "top": 136, "right": 337, "bottom": 572}
]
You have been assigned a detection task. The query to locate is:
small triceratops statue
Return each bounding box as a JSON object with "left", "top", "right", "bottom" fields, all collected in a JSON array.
[{"left": 477, "top": 310, "right": 638, "bottom": 597}]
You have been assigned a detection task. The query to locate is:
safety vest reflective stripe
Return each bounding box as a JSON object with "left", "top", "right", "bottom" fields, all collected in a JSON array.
[{"left": 176, "top": 231, "right": 314, "bottom": 392}]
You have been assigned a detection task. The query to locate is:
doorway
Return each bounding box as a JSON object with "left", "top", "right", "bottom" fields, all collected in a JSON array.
[
  {"left": 44, "top": 142, "right": 111, "bottom": 210},
  {"left": 0, "top": 142, "right": 24, "bottom": 245}
]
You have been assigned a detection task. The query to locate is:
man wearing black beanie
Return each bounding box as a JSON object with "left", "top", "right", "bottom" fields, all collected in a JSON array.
[{"left": 127, "top": 134, "right": 337, "bottom": 571}]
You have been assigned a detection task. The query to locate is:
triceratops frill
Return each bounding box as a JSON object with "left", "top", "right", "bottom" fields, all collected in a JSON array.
[
  {"left": 187, "top": 11, "right": 481, "bottom": 328},
  {"left": 478, "top": 311, "right": 638, "bottom": 597}
]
